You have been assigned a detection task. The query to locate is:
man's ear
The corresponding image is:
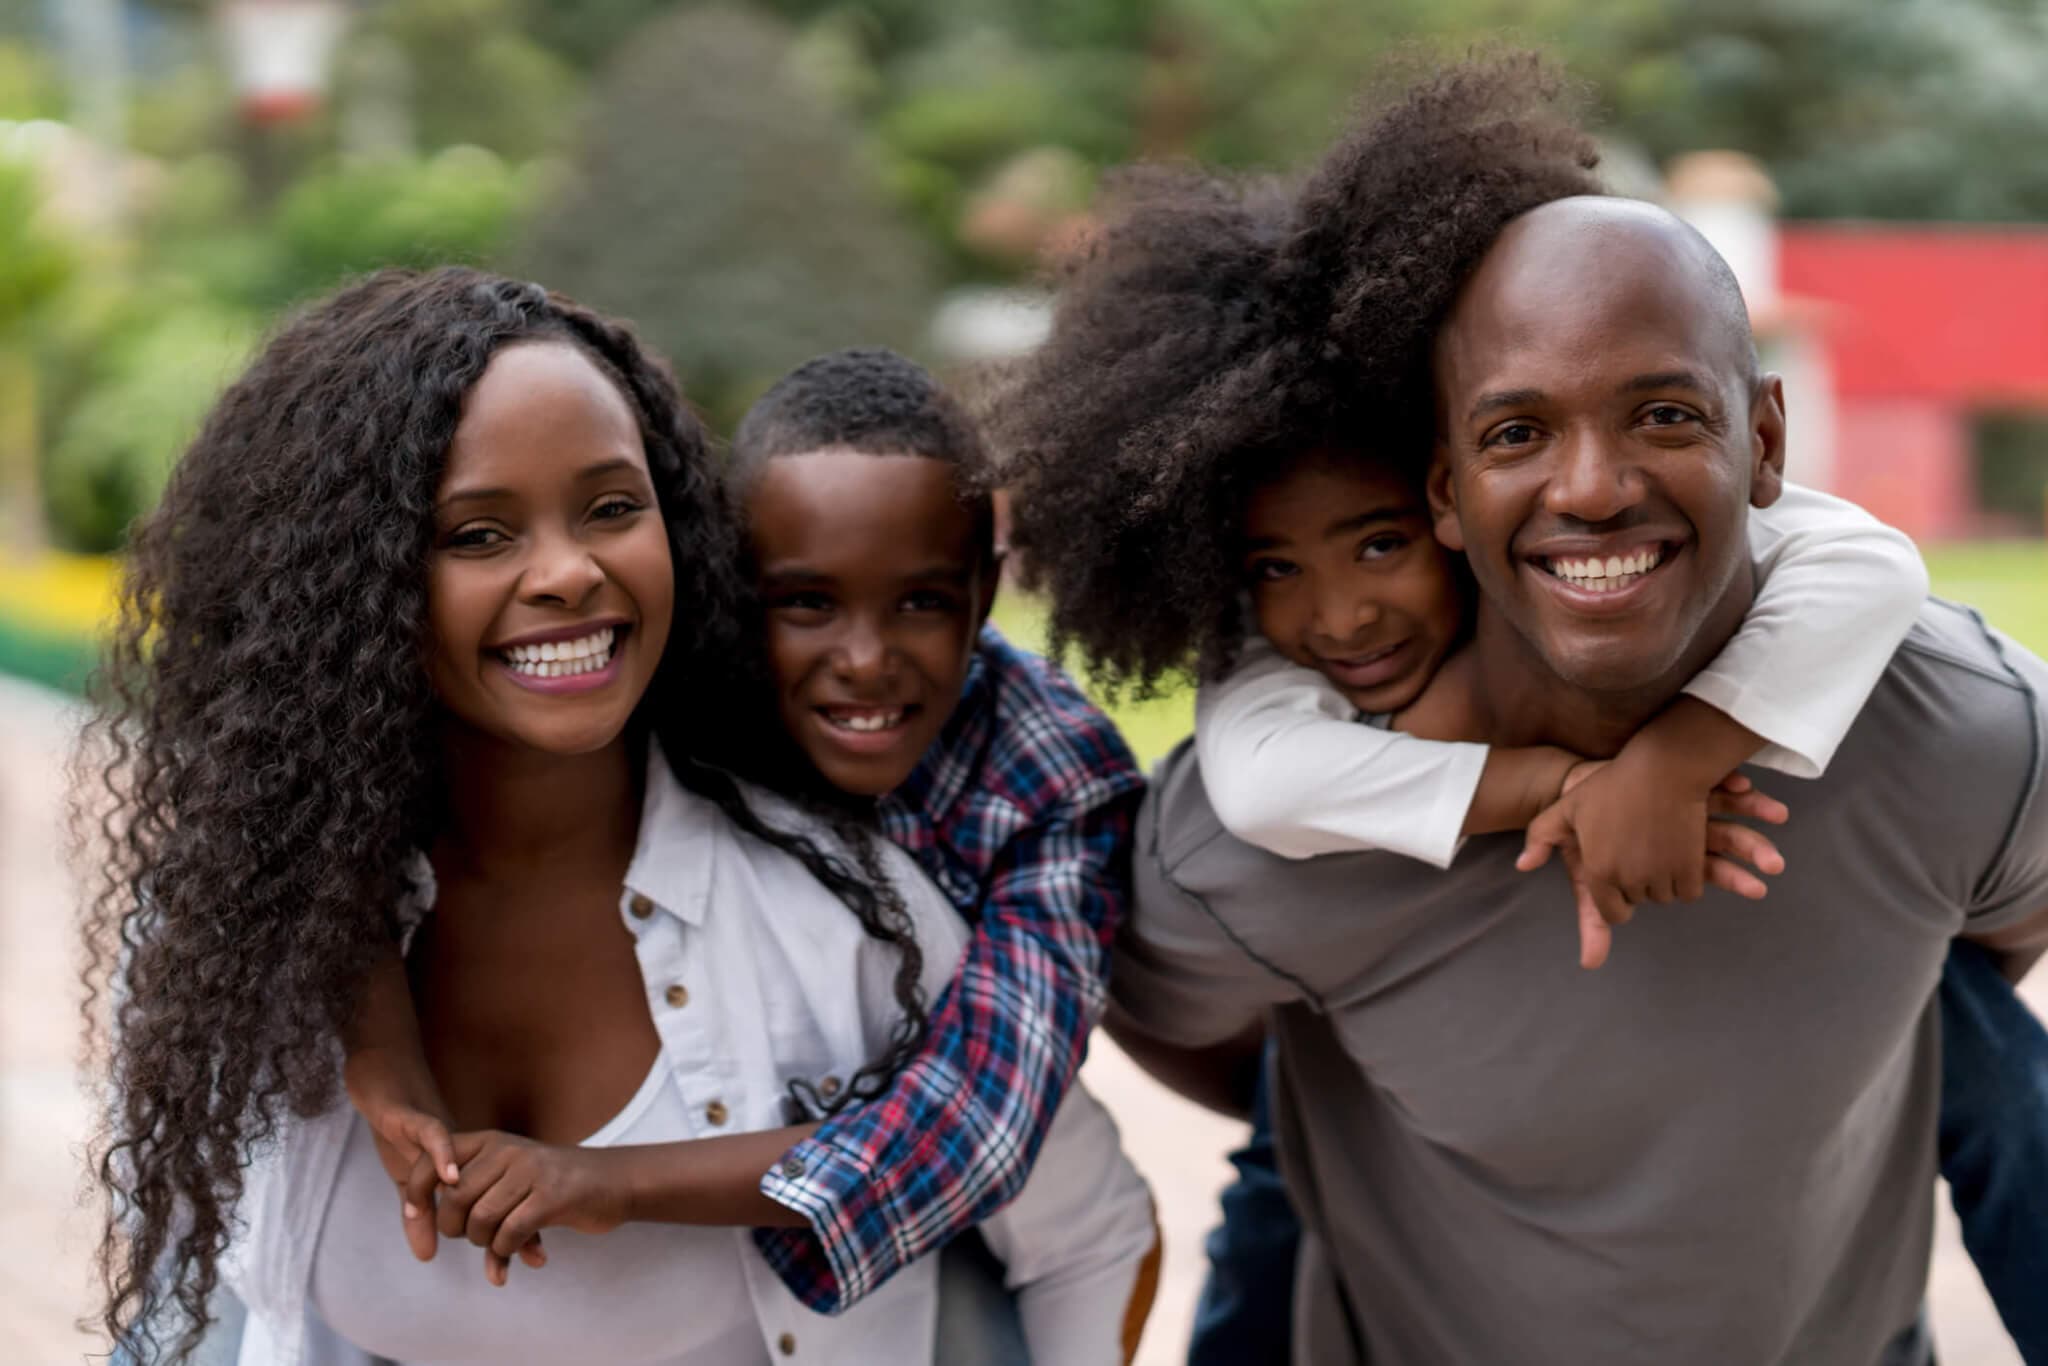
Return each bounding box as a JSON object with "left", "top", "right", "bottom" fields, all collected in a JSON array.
[
  {"left": 1427, "top": 445, "right": 1466, "bottom": 552},
  {"left": 1749, "top": 374, "right": 1787, "bottom": 510}
]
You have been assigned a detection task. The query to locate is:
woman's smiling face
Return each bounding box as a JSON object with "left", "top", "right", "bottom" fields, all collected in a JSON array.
[{"left": 425, "top": 340, "right": 675, "bottom": 756}]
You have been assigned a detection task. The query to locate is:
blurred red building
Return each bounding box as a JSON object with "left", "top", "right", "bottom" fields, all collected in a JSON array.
[{"left": 1780, "top": 226, "right": 2048, "bottom": 540}]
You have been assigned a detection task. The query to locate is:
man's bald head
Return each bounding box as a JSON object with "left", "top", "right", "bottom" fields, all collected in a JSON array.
[{"left": 1426, "top": 193, "right": 1787, "bottom": 712}]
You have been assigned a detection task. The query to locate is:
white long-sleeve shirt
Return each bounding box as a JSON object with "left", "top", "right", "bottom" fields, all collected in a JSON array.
[
  {"left": 1196, "top": 483, "right": 1929, "bottom": 868},
  {"left": 223, "top": 746, "right": 1154, "bottom": 1366}
]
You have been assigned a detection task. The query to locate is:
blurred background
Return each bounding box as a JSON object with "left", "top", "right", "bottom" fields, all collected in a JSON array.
[{"left": 0, "top": 0, "right": 2044, "bottom": 1361}]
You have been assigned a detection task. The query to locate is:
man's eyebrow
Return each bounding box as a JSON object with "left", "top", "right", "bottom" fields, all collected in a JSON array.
[
  {"left": 437, "top": 457, "right": 647, "bottom": 508},
  {"left": 1466, "top": 388, "right": 1547, "bottom": 422},
  {"left": 1621, "top": 369, "right": 1713, "bottom": 396}
]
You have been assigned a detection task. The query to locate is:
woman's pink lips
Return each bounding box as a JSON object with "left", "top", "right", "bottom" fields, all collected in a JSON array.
[{"left": 1313, "top": 638, "right": 1413, "bottom": 691}]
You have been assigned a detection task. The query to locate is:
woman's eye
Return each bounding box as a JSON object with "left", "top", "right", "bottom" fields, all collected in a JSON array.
[
  {"left": 445, "top": 526, "right": 506, "bottom": 550},
  {"left": 592, "top": 497, "right": 643, "bottom": 521}
]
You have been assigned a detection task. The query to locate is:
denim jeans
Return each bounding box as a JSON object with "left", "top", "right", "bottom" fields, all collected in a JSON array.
[{"left": 1189, "top": 945, "right": 2048, "bottom": 1366}]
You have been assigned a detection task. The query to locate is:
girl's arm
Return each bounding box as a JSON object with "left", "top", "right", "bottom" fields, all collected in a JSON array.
[
  {"left": 1196, "top": 634, "right": 1575, "bottom": 868},
  {"left": 1680, "top": 481, "right": 1929, "bottom": 778}
]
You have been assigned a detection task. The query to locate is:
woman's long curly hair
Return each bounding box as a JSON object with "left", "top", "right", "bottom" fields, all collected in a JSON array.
[
  {"left": 998, "top": 53, "right": 1603, "bottom": 696},
  {"left": 78, "top": 267, "right": 927, "bottom": 1362}
]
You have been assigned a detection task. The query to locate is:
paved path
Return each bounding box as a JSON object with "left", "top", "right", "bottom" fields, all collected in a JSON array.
[{"left": 0, "top": 675, "right": 2028, "bottom": 1364}]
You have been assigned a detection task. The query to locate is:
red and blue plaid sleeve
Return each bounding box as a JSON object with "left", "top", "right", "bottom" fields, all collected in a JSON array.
[{"left": 752, "top": 629, "right": 1143, "bottom": 1313}]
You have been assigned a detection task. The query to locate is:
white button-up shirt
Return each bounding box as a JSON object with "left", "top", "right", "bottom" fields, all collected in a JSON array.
[{"left": 224, "top": 744, "right": 1154, "bottom": 1366}]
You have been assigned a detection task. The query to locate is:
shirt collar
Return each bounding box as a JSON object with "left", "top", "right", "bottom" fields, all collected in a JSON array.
[
  {"left": 883, "top": 627, "right": 998, "bottom": 830},
  {"left": 621, "top": 737, "right": 719, "bottom": 926}
]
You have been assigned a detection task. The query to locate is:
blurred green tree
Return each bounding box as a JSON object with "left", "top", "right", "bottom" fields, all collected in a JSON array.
[{"left": 516, "top": 4, "right": 937, "bottom": 427}]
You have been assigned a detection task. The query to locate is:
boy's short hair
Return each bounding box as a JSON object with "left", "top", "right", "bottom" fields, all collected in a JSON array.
[{"left": 733, "top": 347, "right": 998, "bottom": 565}]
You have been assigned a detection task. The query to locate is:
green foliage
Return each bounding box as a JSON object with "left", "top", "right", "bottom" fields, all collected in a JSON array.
[
  {"left": 516, "top": 5, "right": 937, "bottom": 427},
  {"left": 0, "top": 38, "right": 57, "bottom": 118},
  {"left": 0, "top": 157, "right": 70, "bottom": 336},
  {"left": 41, "top": 301, "right": 256, "bottom": 552},
  {"left": 349, "top": 0, "right": 579, "bottom": 161}
]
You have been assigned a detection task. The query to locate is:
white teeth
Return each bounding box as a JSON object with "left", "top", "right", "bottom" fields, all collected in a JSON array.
[
  {"left": 825, "top": 710, "right": 905, "bottom": 733},
  {"left": 1543, "top": 547, "right": 1664, "bottom": 593},
  {"left": 500, "top": 626, "right": 618, "bottom": 677}
]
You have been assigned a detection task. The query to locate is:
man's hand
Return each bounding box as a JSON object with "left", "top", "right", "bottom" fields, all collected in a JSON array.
[
  {"left": 1519, "top": 760, "right": 1790, "bottom": 970},
  {"left": 432, "top": 1132, "right": 628, "bottom": 1286}
]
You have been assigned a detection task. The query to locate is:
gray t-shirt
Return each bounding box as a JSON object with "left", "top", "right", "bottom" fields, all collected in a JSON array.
[{"left": 1114, "top": 600, "right": 2048, "bottom": 1366}]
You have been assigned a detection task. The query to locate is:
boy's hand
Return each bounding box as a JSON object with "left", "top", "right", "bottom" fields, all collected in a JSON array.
[
  {"left": 1519, "top": 760, "right": 1790, "bottom": 970},
  {"left": 434, "top": 1132, "right": 627, "bottom": 1286}
]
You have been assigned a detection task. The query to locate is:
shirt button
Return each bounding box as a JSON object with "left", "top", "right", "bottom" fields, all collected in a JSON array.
[
  {"left": 778, "top": 1333, "right": 797, "bottom": 1356},
  {"left": 628, "top": 894, "right": 654, "bottom": 920},
  {"left": 780, "top": 1156, "right": 805, "bottom": 1178},
  {"left": 664, "top": 984, "right": 689, "bottom": 1008},
  {"left": 818, "top": 1075, "right": 841, "bottom": 1100},
  {"left": 705, "top": 1100, "right": 728, "bottom": 1127}
]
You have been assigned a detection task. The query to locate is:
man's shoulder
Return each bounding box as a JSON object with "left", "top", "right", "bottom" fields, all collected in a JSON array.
[
  {"left": 1870, "top": 598, "right": 2045, "bottom": 748},
  {"left": 969, "top": 625, "right": 1145, "bottom": 816}
]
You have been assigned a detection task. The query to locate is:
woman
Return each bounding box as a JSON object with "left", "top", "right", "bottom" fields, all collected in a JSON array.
[{"left": 82, "top": 267, "right": 1152, "bottom": 1365}]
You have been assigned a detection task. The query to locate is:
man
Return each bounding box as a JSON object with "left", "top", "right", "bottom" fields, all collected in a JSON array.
[{"left": 1112, "top": 195, "right": 2048, "bottom": 1365}]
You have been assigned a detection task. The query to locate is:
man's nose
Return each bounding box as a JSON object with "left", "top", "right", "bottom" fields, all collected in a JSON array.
[{"left": 1542, "top": 430, "right": 1644, "bottom": 526}]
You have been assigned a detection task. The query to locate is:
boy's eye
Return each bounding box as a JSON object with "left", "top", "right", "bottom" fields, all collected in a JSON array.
[
  {"left": 902, "top": 589, "right": 962, "bottom": 613},
  {"left": 1358, "top": 533, "right": 1410, "bottom": 561},
  {"left": 1248, "top": 558, "right": 1299, "bottom": 584}
]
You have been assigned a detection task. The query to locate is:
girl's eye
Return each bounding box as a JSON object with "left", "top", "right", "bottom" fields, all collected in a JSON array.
[
  {"left": 1248, "top": 558, "right": 1299, "bottom": 583},
  {"left": 1358, "top": 533, "right": 1410, "bottom": 561},
  {"left": 775, "top": 591, "right": 833, "bottom": 614}
]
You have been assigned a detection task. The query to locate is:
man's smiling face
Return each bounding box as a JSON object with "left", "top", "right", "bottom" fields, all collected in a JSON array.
[{"left": 1429, "top": 197, "right": 1787, "bottom": 699}]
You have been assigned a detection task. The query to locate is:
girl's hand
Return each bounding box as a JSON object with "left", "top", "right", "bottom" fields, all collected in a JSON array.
[
  {"left": 1519, "top": 761, "right": 1789, "bottom": 970},
  {"left": 435, "top": 1132, "right": 628, "bottom": 1285}
]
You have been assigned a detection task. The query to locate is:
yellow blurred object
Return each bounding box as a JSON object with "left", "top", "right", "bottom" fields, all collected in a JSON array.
[{"left": 0, "top": 549, "right": 120, "bottom": 635}]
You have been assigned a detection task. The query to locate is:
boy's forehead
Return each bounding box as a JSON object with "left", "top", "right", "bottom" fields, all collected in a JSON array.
[{"left": 749, "top": 448, "right": 980, "bottom": 562}]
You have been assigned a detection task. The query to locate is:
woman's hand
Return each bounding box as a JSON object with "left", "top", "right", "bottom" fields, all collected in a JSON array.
[{"left": 432, "top": 1131, "right": 630, "bottom": 1286}]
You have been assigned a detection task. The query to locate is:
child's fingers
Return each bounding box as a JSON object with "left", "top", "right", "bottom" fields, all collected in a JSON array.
[
  {"left": 491, "top": 1197, "right": 548, "bottom": 1263},
  {"left": 1710, "top": 785, "right": 1789, "bottom": 826},
  {"left": 484, "top": 1247, "right": 512, "bottom": 1288},
  {"left": 1576, "top": 883, "right": 1613, "bottom": 971},
  {"left": 402, "top": 1114, "right": 461, "bottom": 1187},
  {"left": 517, "top": 1233, "right": 547, "bottom": 1270},
  {"left": 1706, "top": 856, "right": 1770, "bottom": 900},
  {"left": 1708, "top": 821, "right": 1785, "bottom": 877},
  {"left": 1718, "top": 772, "right": 1753, "bottom": 793},
  {"left": 401, "top": 1151, "right": 440, "bottom": 1261},
  {"left": 1517, "top": 811, "right": 1569, "bottom": 872}
]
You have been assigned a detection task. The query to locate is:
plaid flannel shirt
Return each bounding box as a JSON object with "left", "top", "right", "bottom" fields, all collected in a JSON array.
[{"left": 753, "top": 625, "right": 1144, "bottom": 1313}]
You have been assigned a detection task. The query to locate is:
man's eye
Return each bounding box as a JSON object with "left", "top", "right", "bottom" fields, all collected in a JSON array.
[
  {"left": 1486, "top": 423, "right": 1540, "bottom": 449},
  {"left": 1645, "top": 405, "right": 1695, "bottom": 426}
]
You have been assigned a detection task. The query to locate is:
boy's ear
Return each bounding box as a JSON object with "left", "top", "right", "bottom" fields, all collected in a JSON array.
[
  {"left": 1427, "top": 446, "right": 1465, "bottom": 552},
  {"left": 976, "top": 550, "right": 1004, "bottom": 626}
]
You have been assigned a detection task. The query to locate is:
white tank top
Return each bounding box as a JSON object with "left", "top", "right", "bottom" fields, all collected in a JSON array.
[{"left": 309, "top": 1053, "right": 771, "bottom": 1366}]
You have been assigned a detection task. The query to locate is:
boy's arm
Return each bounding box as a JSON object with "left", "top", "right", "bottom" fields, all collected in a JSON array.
[
  {"left": 752, "top": 774, "right": 1142, "bottom": 1313},
  {"left": 1682, "top": 482, "right": 1928, "bottom": 777},
  {"left": 1197, "top": 634, "right": 1574, "bottom": 864}
]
